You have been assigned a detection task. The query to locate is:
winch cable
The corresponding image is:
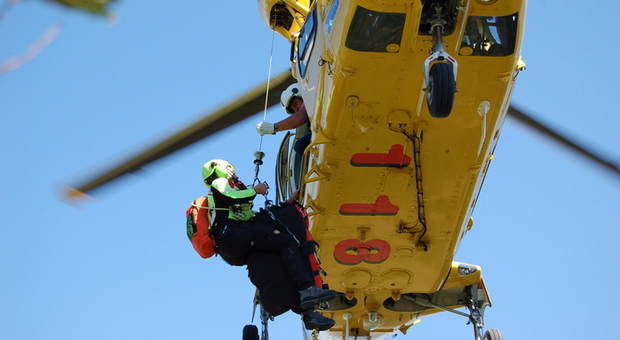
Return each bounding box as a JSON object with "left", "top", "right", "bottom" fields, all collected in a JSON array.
[
  {"left": 256, "top": 29, "right": 276, "bottom": 155},
  {"left": 253, "top": 30, "right": 277, "bottom": 207}
]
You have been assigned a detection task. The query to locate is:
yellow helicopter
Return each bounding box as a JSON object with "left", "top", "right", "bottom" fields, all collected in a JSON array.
[{"left": 65, "top": 1, "right": 620, "bottom": 340}]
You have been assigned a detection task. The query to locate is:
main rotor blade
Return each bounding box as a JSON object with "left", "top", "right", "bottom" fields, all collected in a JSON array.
[
  {"left": 66, "top": 69, "right": 295, "bottom": 198},
  {"left": 507, "top": 105, "right": 620, "bottom": 179}
]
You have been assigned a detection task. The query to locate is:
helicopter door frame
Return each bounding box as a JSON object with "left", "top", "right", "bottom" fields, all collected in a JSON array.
[{"left": 275, "top": 131, "right": 302, "bottom": 204}]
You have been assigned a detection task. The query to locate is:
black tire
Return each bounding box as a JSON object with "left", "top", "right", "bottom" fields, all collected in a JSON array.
[
  {"left": 426, "top": 62, "right": 455, "bottom": 118},
  {"left": 242, "top": 324, "right": 259, "bottom": 340},
  {"left": 483, "top": 329, "right": 503, "bottom": 340}
]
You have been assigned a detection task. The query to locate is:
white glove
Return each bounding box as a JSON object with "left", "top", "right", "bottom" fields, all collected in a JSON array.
[{"left": 256, "top": 121, "right": 276, "bottom": 136}]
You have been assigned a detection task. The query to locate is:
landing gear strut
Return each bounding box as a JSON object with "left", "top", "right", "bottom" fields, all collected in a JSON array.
[
  {"left": 403, "top": 284, "right": 502, "bottom": 340},
  {"left": 465, "top": 284, "right": 503, "bottom": 340},
  {"left": 423, "top": 3, "right": 458, "bottom": 118}
]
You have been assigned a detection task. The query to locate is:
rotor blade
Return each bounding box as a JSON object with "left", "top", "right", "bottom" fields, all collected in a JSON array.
[
  {"left": 66, "top": 69, "right": 295, "bottom": 199},
  {"left": 507, "top": 105, "right": 620, "bottom": 179}
]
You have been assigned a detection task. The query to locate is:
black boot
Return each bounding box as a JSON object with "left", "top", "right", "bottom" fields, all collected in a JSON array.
[
  {"left": 299, "top": 286, "right": 338, "bottom": 309},
  {"left": 302, "top": 309, "right": 335, "bottom": 331}
]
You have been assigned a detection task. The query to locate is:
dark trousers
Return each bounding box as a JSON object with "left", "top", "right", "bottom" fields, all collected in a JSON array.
[
  {"left": 213, "top": 212, "right": 313, "bottom": 292},
  {"left": 294, "top": 133, "right": 311, "bottom": 156}
]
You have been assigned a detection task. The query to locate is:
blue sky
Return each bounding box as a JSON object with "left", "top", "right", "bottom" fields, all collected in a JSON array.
[{"left": 1, "top": 1, "right": 618, "bottom": 339}]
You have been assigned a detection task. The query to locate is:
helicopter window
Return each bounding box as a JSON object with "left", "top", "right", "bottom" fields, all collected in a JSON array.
[
  {"left": 345, "top": 6, "right": 405, "bottom": 53},
  {"left": 297, "top": 8, "right": 317, "bottom": 78},
  {"left": 459, "top": 13, "right": 519, "bottom": 57},
  {"left": 325, "top": 0, "right": 339, "bottom": 35}
]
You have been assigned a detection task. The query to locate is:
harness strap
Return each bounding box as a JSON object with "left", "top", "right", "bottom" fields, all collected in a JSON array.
[
  {"left": 190, "top": 203, "right": 229, "bottom": 211},
  {"left": 266, "top": 209, "right": 301, "bottom": 247}
]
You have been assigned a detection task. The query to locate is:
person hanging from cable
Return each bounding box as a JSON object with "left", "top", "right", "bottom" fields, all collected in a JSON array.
[
  {"left": 201, "top": 159, "right": 337, "bottom": 331},
  {"left": 256, "top": 83, "right": 311, "bottom": 156}
]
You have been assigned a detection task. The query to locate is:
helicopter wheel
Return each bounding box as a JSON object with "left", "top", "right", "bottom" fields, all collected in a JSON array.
[
  {"left": 426, "top": 62, "right": 455, "bottom": 118},
  {"left": 482, "top": 329, "right": 503, "bottom": 340},
  {"left": 242, "top": 324, "right": 259, "bottom": 340}
]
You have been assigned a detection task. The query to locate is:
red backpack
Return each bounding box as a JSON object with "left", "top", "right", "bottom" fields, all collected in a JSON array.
[{"left": 186, "top": 196, "right": 217, "bottom": 258}]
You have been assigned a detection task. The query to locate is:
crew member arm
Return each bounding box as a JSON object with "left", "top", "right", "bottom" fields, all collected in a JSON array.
[{"left": 275, "top": 103, "right": 309, "bottom": 131}]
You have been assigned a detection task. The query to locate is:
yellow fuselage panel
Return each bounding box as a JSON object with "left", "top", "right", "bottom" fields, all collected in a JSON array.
[{"left": 292, "top": 0, "right": 526, "bottom": 333}]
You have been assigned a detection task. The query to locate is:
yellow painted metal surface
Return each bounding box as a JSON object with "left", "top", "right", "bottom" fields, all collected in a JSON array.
[{"left": 264, "top": 0, "right": 527, "bottom": 337}]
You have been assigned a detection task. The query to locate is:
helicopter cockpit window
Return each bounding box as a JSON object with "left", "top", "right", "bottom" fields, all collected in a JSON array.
[
  {"left": 459, "top": 13, "right": 518, "bottom": 57},
  {"left": 345, "top": 6, "right": 405, "bottom": 53},
  {"left": 297, "top": 8, "right": 317, "bottom": 78}
]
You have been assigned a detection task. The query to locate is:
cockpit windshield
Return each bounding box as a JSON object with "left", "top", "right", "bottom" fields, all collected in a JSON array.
[
  {"left": 460, "top": 13, "right": 518, "bottom": 57},
  {"left": 345, "top": 6, "right": 406, "bottom": 53}
]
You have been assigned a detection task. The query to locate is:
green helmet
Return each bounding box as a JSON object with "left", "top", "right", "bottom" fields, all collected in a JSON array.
[{"left": 202, "top": 159, "right": 235, "bottom": 187}]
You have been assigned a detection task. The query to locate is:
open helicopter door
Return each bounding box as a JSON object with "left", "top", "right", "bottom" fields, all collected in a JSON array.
[
  {"left": 275, "top": 123, "right": 310, "bottom": 204},
  {"left": 275, "top": 131, "right": 295, "bottom": 204}
]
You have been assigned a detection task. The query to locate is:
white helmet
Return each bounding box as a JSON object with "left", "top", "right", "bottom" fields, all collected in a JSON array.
[{"left": 280, "top": 84, "right": 302, "bottom": 114}]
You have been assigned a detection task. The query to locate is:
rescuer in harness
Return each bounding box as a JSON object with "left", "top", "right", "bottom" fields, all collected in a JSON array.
[{"left": 202, "top": 159, "right": 336, "bottom": 330}]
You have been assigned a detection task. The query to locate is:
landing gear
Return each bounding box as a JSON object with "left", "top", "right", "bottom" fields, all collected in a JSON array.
[
  {"left": 465, "top": 284, "right": 503, "bottom": 340},
  {"left": 483, "top": 329, "right": 503, "bottom": 340},
  {"left": 242, "top": 325, "right": 259, "bottom": 340},
  {"left": 388, "top": 283, "right": 501, "bottom": 340},
  {"left": 423, "top": 2, "right": 458, "bottom": 118},
  {"left": 243, "top": 292, "right": 272, "bottom": 340},
  {"left": 427, "top": 62, "right": 455, "bottom": 118}
]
